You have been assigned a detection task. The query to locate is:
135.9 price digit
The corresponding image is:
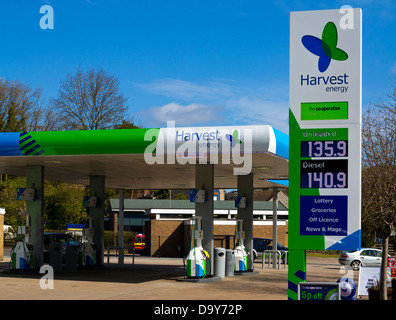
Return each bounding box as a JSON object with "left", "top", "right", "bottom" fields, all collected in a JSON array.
[{"left": 303, "top": 140, "right": 348, "bottom": 158}]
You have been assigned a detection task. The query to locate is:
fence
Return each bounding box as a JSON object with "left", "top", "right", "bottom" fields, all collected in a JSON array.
[
  {"left": 262, "top": 250, "right": 288, "bottom": 269},
  {"left": 106, "top": 246, "right": 136, "bottom": 264}
]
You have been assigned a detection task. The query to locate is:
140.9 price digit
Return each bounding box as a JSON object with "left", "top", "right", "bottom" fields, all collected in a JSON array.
[{"left": 306, "top": 172, "right": 347, "bottom": 188}]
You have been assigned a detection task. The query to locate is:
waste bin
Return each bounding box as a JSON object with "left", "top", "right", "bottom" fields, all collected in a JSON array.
[
  {"left": 49, "top": 242, "right": 62, "bottom": 271},
  {"left": 225, "top": 249, "right": 235, "bottom": 276},
  {"left": 214, "top": 247, "right": 226, "bottom": 278},
  {"left": 65, "top": 245, "right": 78, "bottom": 270}
]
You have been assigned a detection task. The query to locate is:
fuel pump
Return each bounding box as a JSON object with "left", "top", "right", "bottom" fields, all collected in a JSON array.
[
  {"left": 79, "top": 216, "right": 96, "bottom": 266},
  {"left": 185, "top": 216, "right": 209, "bottom": 278},
  {"left": 234, "top": 219, "right": 249, "bottom": 272},
  {"left": 11, "top": 214, "right": 35, "bottom": 269}
]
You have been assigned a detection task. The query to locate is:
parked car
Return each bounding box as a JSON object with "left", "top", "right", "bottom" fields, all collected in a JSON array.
[
  {"left": 43, "top": 232, "right": 81, "bottom": 263},
  {"left": 252, "top": 238, "right": 288, "bottom": 261},
  {"left": 338, "top": 248, "right": 385, "bottom": 270}
]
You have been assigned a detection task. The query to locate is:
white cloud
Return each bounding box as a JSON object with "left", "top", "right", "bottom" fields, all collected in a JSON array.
[
  {"left": 225, "top": 96, "right": 289, "bottom": 133},
  {"left": 137, "top": 78, "right": 289, "bottom": 132},
  {"left": 137, "top": 78, "right": 233, "bottom": 100},
  {"left": 139, "top": 102, "right": 225, "bottom": 127}
]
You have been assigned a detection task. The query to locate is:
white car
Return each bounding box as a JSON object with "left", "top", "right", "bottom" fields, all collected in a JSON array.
[{"left": 338, "top": 248, "right": 384, "bottom": 270}]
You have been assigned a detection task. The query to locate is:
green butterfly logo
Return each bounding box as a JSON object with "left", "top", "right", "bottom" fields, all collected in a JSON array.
[
  {"left": 302, "top": 22, "right": 348, "bottom": 72},
  {"left": 226, "top": 130, "right": 242, "bottom": 147}
]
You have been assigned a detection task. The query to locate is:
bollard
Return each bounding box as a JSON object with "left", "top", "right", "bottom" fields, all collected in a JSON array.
[{"left": 225, "top": 249, "right": 235, "bottom": 276}]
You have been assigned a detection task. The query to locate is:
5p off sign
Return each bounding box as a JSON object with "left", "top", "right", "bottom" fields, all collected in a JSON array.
[{"left": 289, "top": 8, "right": 362, "bottom": 251}]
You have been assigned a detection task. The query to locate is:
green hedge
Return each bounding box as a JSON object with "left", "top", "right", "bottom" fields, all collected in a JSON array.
[
  {"left": 306, "top": 250, "right": 339, "bottom": 257},
  {"left": 104, "top": 231, "right": 137, "bottom": 249}
]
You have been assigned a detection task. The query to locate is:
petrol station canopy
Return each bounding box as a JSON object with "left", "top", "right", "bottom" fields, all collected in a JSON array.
[{"left": 0, "top": 125, "right": 288, "bottom": 189}]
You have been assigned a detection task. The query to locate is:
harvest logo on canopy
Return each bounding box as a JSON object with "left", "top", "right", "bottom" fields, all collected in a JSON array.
[
  {"left": 301, "top": 22, "right": 348, "bottom": 73},
  {"left": 144, "top": 122, "right": 253, "bottom": 175},
  {"left": 225, "top": 130, "right": 242, "bottom": 147}
]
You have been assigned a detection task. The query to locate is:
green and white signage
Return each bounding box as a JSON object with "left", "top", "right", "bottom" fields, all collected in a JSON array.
[
  {"left": 288, "top": 7, "right": 362, "bottom": 300},
  {"left": 289, "top": 8, "right": 362, "bottom": 252}
]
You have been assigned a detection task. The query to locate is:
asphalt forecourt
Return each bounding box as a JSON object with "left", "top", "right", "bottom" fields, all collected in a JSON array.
[{"left": 0, "top": 255, "right": 353, "bottom": 300}]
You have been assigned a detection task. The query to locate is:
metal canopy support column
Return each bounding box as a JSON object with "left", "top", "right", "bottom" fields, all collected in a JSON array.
[
  {"left": 237, "top": 173, "right": 254, "bottom": 270},
  {"left": 118, "top": 189, "right": 124, "bottom": 264},
  {"left": 195, "top": 164, "right": 214, "bottom": 276},
  {"left": 90, "top": 175, "right": 105, "bottom": 266},
  {"left": 26, "top": 165, "right": 44, "bottom": 268},
  {"left": 272, "top": 187, "right": 278, "bottom": 268}
]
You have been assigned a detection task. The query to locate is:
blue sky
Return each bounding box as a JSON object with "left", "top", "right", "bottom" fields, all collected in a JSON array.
[{"left": 1, "top": 0, "right": 395, "bottom": 134}]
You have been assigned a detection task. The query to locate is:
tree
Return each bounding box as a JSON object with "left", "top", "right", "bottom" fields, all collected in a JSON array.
[
  {"left": 113, "top": 118, "right": 139, "bottom": 129},
  {"left": 152, "top": 189, "right": 170, "bottom": 199},
  {"left": 0, "top": 176, "right": 27, "bottom": 229},
  {"left": 174, "top": 193, "right": 187, "bottom": 200},
  {"left": 50, "top": 68, "right": 128, "bottom": 130},
  {"left": 43, "top": 181, "right": 87, "bottom": 230},
  {"left": 28, "top": 104, "right": 63, "bottom": 132},
  {"left": 0, "top": 178, "right": 88, "bottom": 231},
  {"left": 0, "top": 79, "right": 42, "bottom": 132},
  {"left": 361, "top": 83, "right": 396, "bottom": 300}
]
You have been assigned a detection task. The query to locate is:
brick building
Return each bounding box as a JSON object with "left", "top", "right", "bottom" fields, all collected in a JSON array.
[{"left": 109, "top": 198, "right": 288, "bottom": 257}]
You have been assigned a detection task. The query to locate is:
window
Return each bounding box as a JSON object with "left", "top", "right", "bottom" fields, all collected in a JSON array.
[
  {"left": 361, "top": 250, "right": 375, "bottom": 257},
  {"left": 254, "top": 239, "right": 266, "bottom": 246}
]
